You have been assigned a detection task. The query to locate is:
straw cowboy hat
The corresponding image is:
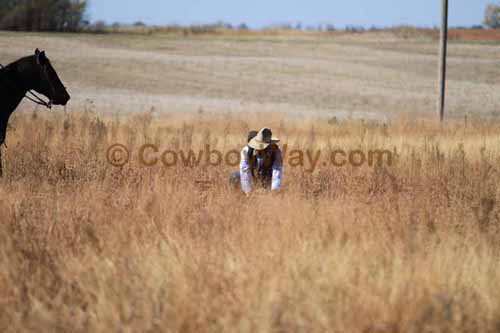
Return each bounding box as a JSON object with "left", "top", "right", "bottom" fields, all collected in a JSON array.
[{"left": 248, "top": 128, "right": 280, "bottom": 150}]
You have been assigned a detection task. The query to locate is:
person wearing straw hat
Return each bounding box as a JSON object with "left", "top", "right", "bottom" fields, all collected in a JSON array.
[{"left": 229, "top": 128, "right": 283, "bottom": 194}]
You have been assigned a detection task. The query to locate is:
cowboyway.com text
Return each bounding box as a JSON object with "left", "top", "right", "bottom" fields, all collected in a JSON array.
[{"left": 107, "top": 144, "right": 394, "bottom": 172}]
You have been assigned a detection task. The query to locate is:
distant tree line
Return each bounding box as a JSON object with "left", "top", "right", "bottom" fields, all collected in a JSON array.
[
  {"left": 0, "top": 0, "right": 87, "bottom": 32},
  {"left": 484, "top": 3, "right": 500, "bottom": 28},
  {"left": 0, "top": 1, "right": 496, "bottom": 33}
]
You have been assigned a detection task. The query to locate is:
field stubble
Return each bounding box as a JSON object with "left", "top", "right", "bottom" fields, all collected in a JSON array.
[
  {"left": 1, "top": 110, "right": 500, "bottom": 331},
  {"left": 1, "top": 32, "right": 499, "bottom": 120}
]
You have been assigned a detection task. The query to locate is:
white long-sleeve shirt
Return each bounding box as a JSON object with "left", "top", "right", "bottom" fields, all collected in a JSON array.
[{"left": 240, "top": 146, "right": 282, "bottom": 193}]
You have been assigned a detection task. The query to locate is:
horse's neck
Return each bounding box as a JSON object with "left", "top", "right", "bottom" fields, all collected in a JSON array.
[
  {"left": 0, "top": 93, "right": 24, "bottom": 145},
  {"left": 1, "top": 65, "right": 28, "bottom": 113},
  {"left": 0, "top": 66, "right": 27, "bottom": 145}
]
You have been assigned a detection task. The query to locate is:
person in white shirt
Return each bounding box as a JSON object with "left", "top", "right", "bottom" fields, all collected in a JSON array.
[{"left": 230, "top": 128, "right": 283, "bottom": 194}]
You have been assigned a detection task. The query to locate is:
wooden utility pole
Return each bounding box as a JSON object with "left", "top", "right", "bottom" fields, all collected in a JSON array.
[{"left": 438, "top": 0, "right": 449, "bottom": 122}]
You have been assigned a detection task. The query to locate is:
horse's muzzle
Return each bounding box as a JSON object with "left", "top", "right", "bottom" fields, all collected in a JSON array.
[{"left": 54, "top": 91, "right": 70, "bottom": 106}]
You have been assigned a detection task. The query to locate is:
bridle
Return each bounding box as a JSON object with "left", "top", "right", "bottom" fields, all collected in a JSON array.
[{"left": 0, "top": 62, "right": 53, "bottom": 109}]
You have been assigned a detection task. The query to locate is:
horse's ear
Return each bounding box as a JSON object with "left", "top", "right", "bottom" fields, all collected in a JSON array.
[
  {"left": 35, "top": 49, "right": 41, "bottom": 64},
  {"left": 35, "top": 49, "right": 47, "bottom": 65}
]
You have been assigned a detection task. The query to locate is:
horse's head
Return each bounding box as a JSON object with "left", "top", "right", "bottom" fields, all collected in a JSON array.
[{"left": 29, "top": 49, "right": 70, "bottom": 106}]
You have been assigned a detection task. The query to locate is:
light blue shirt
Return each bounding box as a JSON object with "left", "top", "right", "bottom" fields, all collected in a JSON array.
[{"left": 240, "top": 146, "right": 282, "bottom": 193}]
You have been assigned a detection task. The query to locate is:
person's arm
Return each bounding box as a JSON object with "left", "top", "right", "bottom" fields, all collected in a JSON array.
[
  {"left": 240, "top": 147, "right": 252, "bottom": 193},
  {"left": 271, "top": 148, "right": 283, "bottom": 191}
]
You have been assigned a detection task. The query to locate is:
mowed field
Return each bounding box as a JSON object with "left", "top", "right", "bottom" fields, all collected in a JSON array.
[
  {"left": 1, "top": 30, "right": 499, "bottom": 118},
  {"left": 1, "top": 31, "right": 500, "bottom": 332}
]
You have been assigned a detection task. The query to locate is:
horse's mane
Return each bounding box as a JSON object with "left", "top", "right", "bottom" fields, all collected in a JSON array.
[
  {"left": 1, "top": 55, "right": 34, "bottom": 73},
  {"left": 0, "top": 59, "right": 18, "bottom": 81},
  {"left": 0, "top": 61, "right": 7, "bottom": 73},
  {"left": 0, "top": 62, "right": 11, "bottom": 77},
  {"left": 0, "top": 56, "right": 35, "bottom": 100}
]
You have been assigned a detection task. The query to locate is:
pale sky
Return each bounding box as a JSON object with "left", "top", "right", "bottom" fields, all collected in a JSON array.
[{"left": 88, "top": 0, "right": 493, "bottom": 28}]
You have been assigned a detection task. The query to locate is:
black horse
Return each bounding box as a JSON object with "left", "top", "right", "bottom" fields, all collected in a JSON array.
[{"left": 0, "top": 49, "right": 70, "bottom": 177}]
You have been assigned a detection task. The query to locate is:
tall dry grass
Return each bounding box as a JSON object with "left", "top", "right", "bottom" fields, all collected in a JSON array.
[{"left": 1, "top": 110, "right": 500, "bottom": 332}]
